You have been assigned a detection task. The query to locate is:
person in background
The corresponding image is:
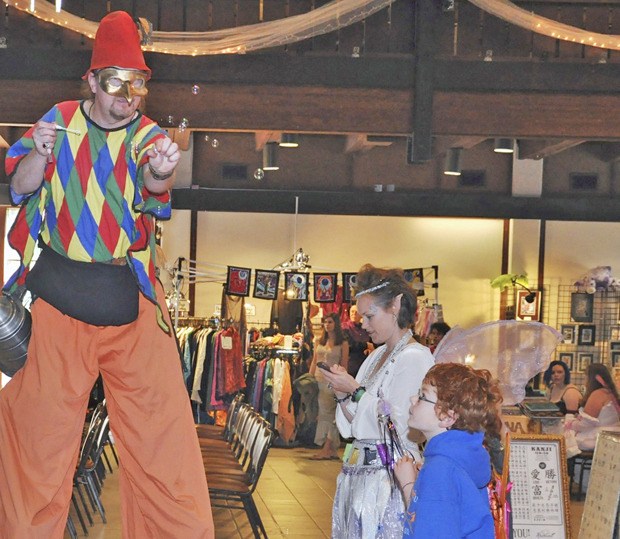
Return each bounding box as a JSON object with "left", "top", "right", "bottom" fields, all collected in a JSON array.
[
  {"left": 343, "top": 303, "right": 373, "bottom": 378},
  {"left": 321, "top": 264, "right": 434, "bottom": 537},
  {"left": 309, "top": 312, "right": 349, "bottom": 460},
  {"left": 427, "top": 321, "right": 451, "bottom": 354},
  {"left": 543, "top": 360, "right": 581, "bottom": 414},
  {"left": 565, "top": 362, "right": 620, "bottom": 452},
  {"left": 394, "top": 363, "right": 501, "bottom": 538},
  {"left": 0, "top": 12, "right": 214, "bottom": 537}
]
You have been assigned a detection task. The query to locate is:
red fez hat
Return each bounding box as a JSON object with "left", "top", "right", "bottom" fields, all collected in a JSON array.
[{"left": 84, "top": 11, "right": 151, "bottom": 79}]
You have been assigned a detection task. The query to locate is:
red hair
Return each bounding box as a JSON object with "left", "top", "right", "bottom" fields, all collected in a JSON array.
[{"left": 424, "top": 363, "right": 503, "bottom": 443}]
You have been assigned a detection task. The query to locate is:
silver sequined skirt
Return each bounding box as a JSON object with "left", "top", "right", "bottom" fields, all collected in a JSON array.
[{"left": 331, "top": 440, "right": 406, "bottom": 539}]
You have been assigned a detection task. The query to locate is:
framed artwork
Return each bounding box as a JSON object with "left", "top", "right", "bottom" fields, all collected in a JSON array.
[
  {"left": 578, "top": 352, "right": 595, "bottom": 372},
  {"left": 610, "top": 325, "right": 620, "bottom": 341},
  {"left": 577, "top": 324, "right": 596, "bottom": 346},
  {"left": 508, "top": 434, "right": 571, "bottom": 539},
  {"left": 610, "top": 341, "right": 620, "bottom": 351},
  {"left": 225, "top": 266, "right": 251, "bottom": 297},
  {"left": 560, "top": 324, "right": 575, "bottom": 344},
  {"left": 404, "top": 268, "right": 425, "bottom": 297},
  {"left": 284, "top": 272, "right": 309, "bottom": 301},
  {"left": 571, "top": 292, "right": 594, "bottom": 323},
  {"left": 558, "top": 352, "right": 575, "bottom": 372},
  {"left": 253, "top": 269, "right": 279, "bottom": 300},
  {"left": 612, "top": 351, "right": 620, "bottom": 368},
  {"left": 342, "top": 272, "right": 357, "bottom": 303},
  {"left": 313, "top": 273, "right": 337, "bottom": 303},
  {"left": 516, "top": 290, "right": 540, "bottom": 321},
  {"left": 578, "top": 431, "right": 620, "bottom": 538}
]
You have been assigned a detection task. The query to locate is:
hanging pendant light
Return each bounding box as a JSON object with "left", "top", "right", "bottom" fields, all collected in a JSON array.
[
  {"left": 444, "top": 147, "right": 463, "bottom": 176},
  {"left": 494, "top": 138, "right": 514, "bottom": 154},
  {"left": 262, "top": 142, "right": 279, "bottom": 171},
  {"left": 279, "top": 133, "right": 299, "bottom": 148}
]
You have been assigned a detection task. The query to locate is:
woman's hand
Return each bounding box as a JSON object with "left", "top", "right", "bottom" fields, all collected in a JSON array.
[{"left": 320, "top": 364, "right": 359, "bottom": 394}]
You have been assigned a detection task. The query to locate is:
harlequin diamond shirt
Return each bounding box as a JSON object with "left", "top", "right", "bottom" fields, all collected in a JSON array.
[{"left": 3, "top": 100, "right": 171, "bottom": 332}]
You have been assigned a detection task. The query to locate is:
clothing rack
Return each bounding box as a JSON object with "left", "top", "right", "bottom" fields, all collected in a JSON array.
[{"left": 174, "top": 316, "right": 220, "bottom": 329}]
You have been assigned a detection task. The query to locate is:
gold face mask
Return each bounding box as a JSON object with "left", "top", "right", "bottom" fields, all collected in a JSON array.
[{"left": 96, "top": 68, "right": 149, "bottom": 103}]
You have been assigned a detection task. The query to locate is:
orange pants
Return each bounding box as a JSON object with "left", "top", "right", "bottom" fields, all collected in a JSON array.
[{"left": 0, "top": 286, "right": 214, "bottom": 538}]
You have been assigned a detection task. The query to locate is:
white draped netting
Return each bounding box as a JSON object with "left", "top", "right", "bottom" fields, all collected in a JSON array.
[{"left": 3, "top": 0, "right": 395, "bottom": 55}]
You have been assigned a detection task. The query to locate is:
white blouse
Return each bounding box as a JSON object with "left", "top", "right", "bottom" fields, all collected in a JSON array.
[{"left": 335, "top": 342, "right": 435, "bottom": 456}]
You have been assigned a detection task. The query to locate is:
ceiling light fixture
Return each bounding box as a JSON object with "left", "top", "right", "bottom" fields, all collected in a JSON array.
[
  {"left": 494, "top": 138, "right": 514, "bottom": 154},
  {"left": 262, "top": 142, "right": 279, "bottom": 171},
  {"left": 279, "top": 133, "right": 299, "bottom": 148},
  {"left": 444, "top": 147, "right": 463, "bottom": 176}
]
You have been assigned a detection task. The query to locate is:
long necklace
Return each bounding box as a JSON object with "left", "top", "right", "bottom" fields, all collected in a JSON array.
[{"left": 360, "top": 329, "right": 413, "bottom": 395}]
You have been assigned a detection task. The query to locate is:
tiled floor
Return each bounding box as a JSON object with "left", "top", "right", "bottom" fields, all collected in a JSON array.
[{"left": 67, "top": 445, "right": 586, "bottom": 538}]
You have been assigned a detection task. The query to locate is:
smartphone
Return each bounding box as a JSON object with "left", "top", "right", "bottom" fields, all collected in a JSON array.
[{"left": 317, "top": 361, "right": 332, "bottom": 372}]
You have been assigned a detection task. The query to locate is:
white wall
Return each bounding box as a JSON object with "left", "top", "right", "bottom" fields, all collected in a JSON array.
[
  {"left": 163, "top": 212, "right": 504, "bottom": 329},
  {"left": 510, "top": 219, "right": 541, "bottom": 280},
  {"left": 544, "top": 221, "right": 620, "bottom": 283}
]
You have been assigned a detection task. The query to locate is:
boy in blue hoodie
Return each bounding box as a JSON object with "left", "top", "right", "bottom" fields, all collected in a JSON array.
[{"left": 394, "top": 363, "right": 502, "bottom": 538}]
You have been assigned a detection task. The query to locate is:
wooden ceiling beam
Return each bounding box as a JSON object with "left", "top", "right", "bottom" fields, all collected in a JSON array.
[
  {"left": 432, "top": 92, "right": 620, "bottom": 139},
  {"left": 166, "top": 128, "right": 192, "bottom": 151},
  {"left": 344, "top": 134, "right": 397, "bottom": 153},
  {"left": 7, "top": 80, "right": 620, "bottom": 140},
  {"left": 409, "top": 0, "right": 440, "bottom": 163},
  {"left": 5, "top": 48, "right": 620, "bottom": 94},
  {"left": 171, "top": 187, "right": 620, "bottom": 222},
  {"left": 517, "top": 139, "right": 587, "bottom": 160},
  {"left": 254, "top": 131, "right": 281, "bottom": 151}
]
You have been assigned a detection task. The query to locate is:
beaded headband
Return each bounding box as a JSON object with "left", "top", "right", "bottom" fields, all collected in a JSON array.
[{"left": 354, "top": 280, "right": 390, "bottom": 298}]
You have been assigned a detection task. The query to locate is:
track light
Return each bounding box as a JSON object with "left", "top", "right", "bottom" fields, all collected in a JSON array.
[
  {"left": 262, "top": 142, "right": 279, "bottom": 171},
  {"left": 444, "top": 147, "right": 462, "bottom": 176},
  {"left": 279, "top": 133, "right": 299, "bottom": 148},
  {"left": 494, "top": 138, "right": 514, "bottom": 154}
]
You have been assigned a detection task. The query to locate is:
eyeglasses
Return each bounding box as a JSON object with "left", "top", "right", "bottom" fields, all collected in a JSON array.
[{"left": 417, "top": 389, "right": 436, "bottom": 405}]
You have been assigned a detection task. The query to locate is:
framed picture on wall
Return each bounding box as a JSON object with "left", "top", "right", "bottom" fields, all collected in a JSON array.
[
  {"left": 610, "top": 325, "right": 620, "bottom": 341},
  {"left": 516, "top": 290, "right": 540, "bottom": 321},
  {"left": 313, "top": 273, "right": 337, "bottom": 303},
  {"left": 612, "top": 352, "right": 620, "bottom": 368},
  {"left": 560, "top": 324, "right": 575, "bottom": 344},
  {"left": 578, "top": 352, "right": 595, "bottom": 373},
  {"left": 284, "top": 272, "right": 309, "bottom": 301},
  {"left": 558, "top": 352, "right": 576, "bottom": 372},
  {"left": 253, "top": 269, "right": 279, "bottom": 300},
  {"left": 577, "top": 324, "right": 596, "bottom": 346},
  {"left": 571, "top": 292, "right": 594, "bottom": 323},
  {"left": 342, "top": 272, "right": 357, "bottom": 303},
  {"left": 225, "top": 266, "right": 251, "bottom": 297},
  {"left": 610, "top": 341, "right": 620, "bottom": 351}
]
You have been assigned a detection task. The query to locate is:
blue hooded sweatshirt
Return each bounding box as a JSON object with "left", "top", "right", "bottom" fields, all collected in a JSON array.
[{"left": 402, "top": 430, "right": 495, "bottom": 538}]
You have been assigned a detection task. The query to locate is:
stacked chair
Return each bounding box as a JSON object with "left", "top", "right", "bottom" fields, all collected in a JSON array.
[
  {"left": 199, "top": 395, "right": 275, "bottom": 538},
  {"left": 66, "top": 400, "right": 117, "bottom": 538}
]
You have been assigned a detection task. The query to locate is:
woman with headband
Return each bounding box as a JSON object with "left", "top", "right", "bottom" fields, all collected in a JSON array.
[
  {"left": 321, "top": 264, "right": 434, "bottom": 538},
  {"left": 565, "top": 362, "right": 620, "bottom": 453}
]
